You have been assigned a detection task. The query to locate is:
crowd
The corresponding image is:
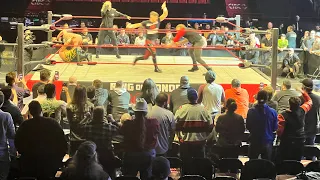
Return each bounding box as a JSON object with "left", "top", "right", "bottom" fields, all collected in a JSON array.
[{"left": 0, "top": 67, "right": 319, "bottom": 180}]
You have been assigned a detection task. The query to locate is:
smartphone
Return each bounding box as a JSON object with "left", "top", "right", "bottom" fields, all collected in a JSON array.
[
  {"left": 18, "top": 74, "right": 23, "bottom": 81},
  {"left": 54, "top": 71, "right": 59, "bottom": 81}
]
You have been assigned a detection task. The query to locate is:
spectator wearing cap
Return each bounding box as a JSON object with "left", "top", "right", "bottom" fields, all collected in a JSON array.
[
  {"left": 84, "top": 106, "right": 119, "bottom": 178},
  {"left": 272, "top": 80, "right": 301, "bottom": 113},
  {"left": 282, "top": 48, "right": 301, "bottom": 78},
  {"left": 109, "top": 80, "right": 131, "bottom": 121},
  {"left": 212, "top": 98, "right": 245, "bottom": 158},
  {"left": 169, "top": 76, "right": 190, "bottom": 114},
  {"left": 22, "top": 84, "right": 47, "bottom": 119},
  {"left": 263, "top": 86, "right": 278, "bottom": 111},
  {"left": 151, "top": 157, "right": 171, "bottom": 180},
  {"left": 121, "top": 98, "right": 159, "bottom": 180},
  {"left": 93, "top": 79, "right": 109, "bottom": 108},
  {"left": 5, "top": 72, "right": 30, "bottom": 111},
  {"left": 15, "top": 101, "right": 67, "bottom": 179},
  {"left": 0, "top": 86, "right": 23, "bottom": 129},
  {"left": 301, "top": 79, "right": 320, "bottom": 145},
  {"left": 286, "top": 26, "right": 297, "bottom": 48},
  {"left": 40, "top": 84, "right": 67, "bottom": 124},
  {"left": 60, "top": 76, "right": 78, "bottom": 103},
  {"left": 247, "top": 90, "right": 278, "bottom": 160},
  {"left": 225, "top": 79, "right": 249, "bottom": 118},
  {"left": 0, "top": 91, "right": 16, "bottom": 180},
  {"left": 175, "top": 88, "right": 212, "bottom": 160},
  {"left": 32, "top": 69, "right": 51, "bottom": 98},
  {"left": 198, "top": 71, "right": 225, "bottom": 119},
  {"left": 148, "top": 93, "right": 175, "bottom": 156},
  {"left": 60, "top": 141, "right": 111, "bottom": 180},
  {"left": 277, "top": 88, "right": 312, "bottom": 161},
  {"left": 261, "top": 31, "right": 273, "bottom": 65}
]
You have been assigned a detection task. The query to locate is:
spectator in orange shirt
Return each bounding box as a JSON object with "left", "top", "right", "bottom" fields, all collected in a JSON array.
[{"left": 225, "top": 79, "right": 249, "bottom": 118}]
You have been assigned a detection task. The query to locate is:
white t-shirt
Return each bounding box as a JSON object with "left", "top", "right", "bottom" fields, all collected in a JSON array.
[{"left": 201, "top": 83, "right": 225, "bottom": 114}]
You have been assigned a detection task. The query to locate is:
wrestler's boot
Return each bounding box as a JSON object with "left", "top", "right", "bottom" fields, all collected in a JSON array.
[
  {"left": 152, "top": 57, "right": 162, "bottom": 73},
  {"left": 133, "top": 56, "right": 145, "bottom": 65},
  {"left": 115, "top": 48, "right": 121, "bottom": 59}
]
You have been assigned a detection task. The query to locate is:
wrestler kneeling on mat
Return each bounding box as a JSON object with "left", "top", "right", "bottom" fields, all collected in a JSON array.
[
  {"left": 126, "top": 1, "right": 168, "bottom": 73},
  {"left": 172, "top": 24, "right": 212, "bottom": 72},
  {"left": 55, "top": 31, "right": 92, "bottom": 64}
]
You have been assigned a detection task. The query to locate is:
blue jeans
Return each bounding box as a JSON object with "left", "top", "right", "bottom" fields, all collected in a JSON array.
[
  {"left": 123, "top": 149, "right": 156, "bottom": 180},
  {"left": 0, "top": 161, "right": 10, "bottom": 180},
  {"left": 305, "top": 136, "right": 316, "bottom": 145},
  {"left": 248, "top": 142, "right": 273, "bottom": 160}
]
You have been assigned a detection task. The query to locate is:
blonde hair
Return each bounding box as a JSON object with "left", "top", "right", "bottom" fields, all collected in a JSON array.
[
  {"left": 150, "top": 11, "right": 159, "bottom": 17},
  {"left": 263, "top": 86, "right": 275, "bottom": 101},
  {"left": 176, "top": 24, "right": 186, "bottom": 29}
]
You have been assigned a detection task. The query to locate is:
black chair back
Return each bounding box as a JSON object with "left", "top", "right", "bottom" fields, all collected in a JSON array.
[
  {"left": 179, "top": 175, "right": 206, "bottom": 180},
  {"left": 276, "top": 160, "right": 305, "bottom": 175},
  {"left": 214, "top": 176, "right": 237, "bottom": 180},
  {"left": 182, "top": 157, "right": 214, "bottom": 180},
  {"left": 241, "top": 159, "right": 276, "bottom": 180},
  {"left": 304, "top": 146, "right": 320, "bottom": 160},
  {"left": 167, "top": 157, "right": 183, "bottom": 169},
  {"left": 218, "top": 158, "right": 243, "bottom": 173},
  {"left": 306, "top": 160, "right": 320, "bottom": 172},
  {"left": 167, "top": 142, "right": 180, "bottom": 157},
  {"left": 116, "top": 176, "right": 140, "bottom": 180}
]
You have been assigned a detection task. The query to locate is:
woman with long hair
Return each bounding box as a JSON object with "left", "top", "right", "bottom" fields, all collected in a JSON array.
[
  {"left": 121, "top": 98, "right": 159, "bottom": 180},
  {"left": 60, "top": 141, "right": 110, "bottom": 180},
  {"left": 67, "top": 85, "right": 94, "bottom": 155},
  {"left": 215, "top": 98, "right": 245, "bottom": 158},
  {"left": 141, "top": 78, "right": 159, "bottom": 106}
]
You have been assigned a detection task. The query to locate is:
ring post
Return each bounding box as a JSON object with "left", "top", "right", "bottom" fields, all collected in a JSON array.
[
  {"left": 17, "top": 23, "right": 24, "bottom": 75},
  {"left": 48, "top": 11, "right": 53, "bottom": 41},
  {"left": 271, "top": 28, "right": 279, "bottom": 90}
]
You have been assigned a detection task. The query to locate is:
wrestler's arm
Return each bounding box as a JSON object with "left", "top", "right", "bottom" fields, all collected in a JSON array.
[
  {"left": 126, "top": 23, "right": 143, "bottom": 29},
  {"left": 159, "top": 2, "right": 168, "bottom": 22},
  {"left": 177, "top": 38, "right": 189, "bottom": 45},
  {"left": 56, "top": 31, "right": 64, "bottom": 41},
  {"left": 113, "top": 8, "right": 131, "bottom": 19}
]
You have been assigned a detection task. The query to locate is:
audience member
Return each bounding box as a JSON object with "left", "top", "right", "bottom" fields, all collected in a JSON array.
[
  {"left": 161, "top": 32, "right": 173, "bottom": 45},
  {"left": 310, "top": 35, "right": 320, "bottom": 55},
  {"left": 68, "top": 76, "right": 78, "bottom": 101},
  {"left": 175, "top": 88, "right": 212, "bottom": 160},
  {"left": 15, "top": 101, "right": 67, "bottom": 179},
  {"left": 300, "top": 31, "right": 309, "bottom": 48},
  {"left": 81, "top": 28, "right": 93, "bottom": 45},
  {"left": 301, "top": 30, "right": 315, "bottom": 51},
  {"left": 301, "top": 79, "right": 320, "bottom": 145},
  {"left": 117, "top": 29, "right": 130, "bottom": 45},
  {"left": 109, "top": 80, "right": 130, "bottom": 121},
  {"left": 272, "top": 80, "right": 301, "bottom": 113},
  {"left": 261, "top": 31, "right": 273, "bottom": 65},
  {"left": 263, "top": 86, "right": 278, "bottom": 111},
  {"left": 0, "top": 86, "right": 23, "bottom": 129},
  {"left": 60, "top": 141, "right": 111, "bottom": 180},
  {"left": 194, "top": 23, "right": 200, "bottom": 30},
  {"left": 134, "top": 32, "right": 146, "bottom": 45},
  {"left": 247, "top": 90, "right": 278, "bottom": 160},
  {"left": 165, "top": 22, "right": 172, "bottom": 29},
  {"left": 93, "top": 79, "right": 108, "bottom": 107},
  {"left": 5, "top": 72, "right": 30, "bottom": 110},
  {"left": 225, "top": 79, "right": 249, "bottom": 118},
  {"left": 198, "top": 71, "right": 225, "bottom": 119},
  {"left": 169, "top": 76, "right": 190, "bottom": 114},
  {"left": 277, "top": 88, "right": 312, "bottom": 161},
  {"left": 0, "top": 91, "right": 16, "bottom": 180},
  {"left": 22, "top": 84, "right": 46, "bottom": 119},
  {"left": 208, "top": 31, "right": 217, "bottom": 45},
  {"left": 121, "top": 98, "right": 159, "bottom": 180},
  {"left": 214, "top": 98, "right": 245, "bottom": 158},
  {"left": 267, "top": 22, "right": 273, "bottom": 30},
  {"left": 86, "top": 86, "right": 96, "bottom": 104},
  {"left": 84, "top": 106, "right": 119, "bottom": 178},
  {"left": 281, "top": 48, "right": 301, "bottom": 78},
  {"left": 203, "top": 24, "right": 211, "bottom": 39},
  {"left": 80, "top": 22, "right": 86, "bottom": 28},
  {"left": 41, "top": 84, "right": 67, "bottom": 123},
  {"left": 141, "top": 78, "right": 160, "bottom": 111},
  {"left": 67, "top": 85, "right": 94, "bottom": 155},
  {"left": 151, "top": 157, "right": 171, "bottom": 180},
  {"left": 32, "top": 69, "right": 51, "bottom": 98},
  {"left": 148, "top": 93, "right": 175, "bottom": 156},
  {"left": 278, "top": 34, "right": 288, "bottom": 51},
  {"left": 286, "top": 26, "right": 297, "bottom": 48}
]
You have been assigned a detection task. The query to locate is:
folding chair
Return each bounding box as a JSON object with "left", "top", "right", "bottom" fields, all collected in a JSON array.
[
  {"left": 218, "top": 158, "right": 243, "bottom": 174},
  {"left": 179, "top": 175, "right": 206, "bottom": 180},
  {"left": 276, "top": 160, "right": 305, "bottom": 175},
  {"left": 306, "top": 160, "right": 320, "bottom": 172},
  {"left": 182, "top": 157, "right": 214, "bottom": 180},
  {"left": 241, "top": 159, "right": 276, "bottom": 180}
]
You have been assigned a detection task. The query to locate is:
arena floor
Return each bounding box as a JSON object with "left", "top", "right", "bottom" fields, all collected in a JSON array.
[{"left": 30, "top": 55, "right": 270, "bottom": 85}]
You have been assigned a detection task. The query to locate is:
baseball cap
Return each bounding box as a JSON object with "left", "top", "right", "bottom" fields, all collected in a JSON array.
[
  {"left": 187, "top": 88, "right": 198, "bottom": 102},
  {"left": 132, "top": 98, "right": 148, "bottom": 112},
  {"left": 76, "top": 141, "right": 97, "bottom": 159},
  {"left": 152, "top": 157, "right": 171, "bottom": 179},
  {"left": 205, "top": 70, "right": 216, "bottom": 82},
  {"left": 301, "top": 78, "right": 313, "bottom": 90}
]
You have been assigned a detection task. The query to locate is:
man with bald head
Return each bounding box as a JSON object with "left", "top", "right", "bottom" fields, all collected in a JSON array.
[
  {"left": 148, "top": 93, "right": 175, "bottom": 156},
  {"left": 169, "top": 76, "right": 191, "bottom": 114},
  {"left": 60, "top": 76, "right": 77, "bottom": 103}
]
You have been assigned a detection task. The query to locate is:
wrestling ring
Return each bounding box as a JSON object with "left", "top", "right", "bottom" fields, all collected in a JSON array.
[{"left": 0, "top": 11, "right": 280, "bottom": 102}]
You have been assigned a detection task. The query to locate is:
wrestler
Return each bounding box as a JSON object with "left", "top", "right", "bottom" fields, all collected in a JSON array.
[
  {"left": 126, "top": 1, "right": 168, "bottom": 73},
  {"left": 96, "top": 1, "right": 131, "bottom": 59},
  {"left": 58, "top": 37, "right": 92, "bottom": 64},
  {"left": 172, "top": 24, "right": 212, "bottom": 72},
  {"left": 56, "top": 30, "right": 83, "bottom": 46}
]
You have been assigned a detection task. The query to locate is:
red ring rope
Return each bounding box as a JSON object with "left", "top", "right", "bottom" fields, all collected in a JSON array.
[
  {"left": 52, "top": 61, "right": 240, "bottom": 66},
  {"left": 70, "top": 15, "right": 216, "bottom": 21}
]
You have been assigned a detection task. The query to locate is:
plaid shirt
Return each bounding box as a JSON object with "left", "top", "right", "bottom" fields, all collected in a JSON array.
[{"left": 84, "top": 121, "right": 119, "bottom": 151}]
